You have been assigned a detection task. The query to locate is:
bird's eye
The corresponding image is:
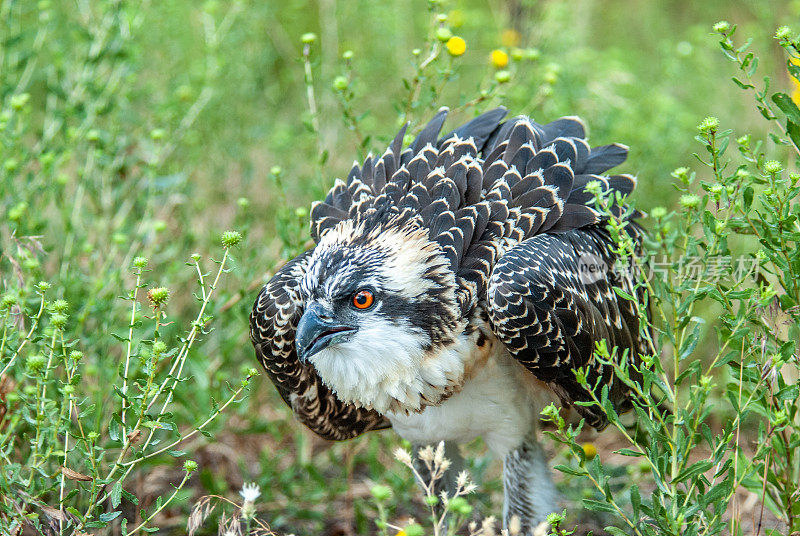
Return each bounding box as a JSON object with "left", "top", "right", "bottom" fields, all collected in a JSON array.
[{"left": 352, "top": 289, "right": 374, "bottom": 310}]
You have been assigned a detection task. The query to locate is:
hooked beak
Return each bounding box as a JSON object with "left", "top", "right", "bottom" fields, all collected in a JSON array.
[{"left": 296, "top": 302, "right": 357, "bottom": 362}]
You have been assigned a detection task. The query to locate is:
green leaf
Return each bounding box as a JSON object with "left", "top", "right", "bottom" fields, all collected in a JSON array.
[
  {"left": 731, "top": 77, "right": 754, "bottom": 90},
  {"left": 108, "top": 413, "right": 123, "bottom": 442},
  {"left": 66, "top": 507, "right": 84, "bottom": 522},
  {"left": 776, "top": 384, "right": 799, "bottom": 402},
  {"left": 679, "top": 324, "right": 702, "bottom": 361},
  {"left": 100, "top": 511, "right": 121, "bottom": 522},
  {"left": 786, "top": 120, "right": 800, "bottom": 151},
  {"left": 788, "top": 59, "right": 800, "bottom": 81},
  {"left": 676, "top": 459, "right": 714, "bottom": 483},
  {"left": 615, "top": 448, "right": 643, "bottom": 457},
  {"left": 605, "top": 527, "right": 630, "bottom": 536},
  {"left": 630, "top": 485, "right": 641, "bottom": 519},
  {"left": 121, "top": 488, "right": 139, "bottom": 505},
  {"left": 743, "top": 186, "right": 754, "bottom": 211},
  {"left": 110, "top": 481, "right": 122, "bottom": 509},
  {"left": 553, "top": 464, "right": 587, "bottom": 476},
  {"left": 582, "top": 499, "right": 618, "bottom": 514},
  {"left": 772, "top": 92, "right": 800, "bottom": 123},
  {"left": 703, "top": 479, "right": 732, "bottom": 507}
]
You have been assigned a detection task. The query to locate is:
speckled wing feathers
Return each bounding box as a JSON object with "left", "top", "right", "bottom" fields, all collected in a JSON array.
[
  {"left": 253, "top": 107, "right": 644, "bottom": 438},
  {"left": 487, "top": 228, "right": 647, "bottom": 429}
]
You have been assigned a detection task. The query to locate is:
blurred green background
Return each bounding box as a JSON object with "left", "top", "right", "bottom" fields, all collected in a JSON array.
[{"left": 1, "top": 0, "right": 797, "bottom": 534}]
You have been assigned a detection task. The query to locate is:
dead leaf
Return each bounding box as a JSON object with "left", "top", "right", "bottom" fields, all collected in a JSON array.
[
  {"left": 39, "top": 504, "right": 68, "bottom": 521},
  {"left": 61, "top": 466, "right": 92, "bottom": 481},
  {"left": 127, "top": 429, "right": 142, "bottom": 443}
]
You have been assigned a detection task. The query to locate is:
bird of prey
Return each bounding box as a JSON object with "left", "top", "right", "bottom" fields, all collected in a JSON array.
[{"left": 250, "top": 107, "right": 648, "bottom": 533}]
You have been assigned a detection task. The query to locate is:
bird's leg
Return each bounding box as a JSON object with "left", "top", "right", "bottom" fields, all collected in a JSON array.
[
  {"left": 412, "top": 442, "right": 464, "bottom": 522},
  {"left": 502, "top": 434, "right": 560, "bottom": 535}
]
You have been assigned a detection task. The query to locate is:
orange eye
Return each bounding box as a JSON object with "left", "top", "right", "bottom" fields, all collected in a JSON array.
[{"left": 352, "top": 289, "right": 374, "bottom": 309}]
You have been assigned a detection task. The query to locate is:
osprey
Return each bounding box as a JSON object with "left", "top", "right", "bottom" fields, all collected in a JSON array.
[{"left": 250, "top": 107, "right": 648, "bottom": 533}]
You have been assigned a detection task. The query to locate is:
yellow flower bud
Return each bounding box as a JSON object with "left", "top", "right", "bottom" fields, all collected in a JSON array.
[
  {"left": 500, "top": 28, "right": 520, "bottom": 47},
  {"left": 490, "top": 49, "right": 509, "bottom": 68}
]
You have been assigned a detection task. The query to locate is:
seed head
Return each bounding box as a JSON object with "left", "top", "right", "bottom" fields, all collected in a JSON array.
[
  {"left": 333, "top": 76, "right": 349, "bottom": 91},
  {"left": 183, "top": 460, "right": 198, "bottom": 473},
  {"left": 402, "top": 524, "right": 424, "bottom": 536},
  {"left": 147, "top": 287, "right": 170, "bottom": 307},
  {"left": 26, "top": 354, "right": 47, "bottom": 374},
  {"left": 221, "top": 230, "right": 242, "bottom": 248},
  {"left": 50, "top": 299, "right": 69, "bottom": 313},
  {"left": 584, "top": 180, "right": 603, "bottom": 196},
  {"left": 50, "top": 313, "right": 68, "bottom": 330},
  {"left": 679, "top": 194, "right": 701, "bottom": 209},
  {"left": 697, "top": 116, "right": 720, "bottom": 135},
  {"left": 300, "top": 32, "right": 317, "bottom": 44},
  {"left": 650, "top": 206, "right": 667, "bottom": 219},
  {"left": 449, "top": 496, "right": 472, "bottom": 516},
  {"left": 764, "top": 160, "right": 783, "bottom": 174},
  {"left": 394, "top": 447, "right": 413, "bottom": 466},
  {"left": 713, "top": 21, "right": 731, "bottom": 34},
  {"left": 1, "top": 294, "right": 18, "bottom": 310},
  {"left": 435, "top": 27, "right": 453, "bottom": 42},
  {"left": 546, "top": 510, "right": 565, "bottom": 527},
  {"left": 775, "top": 26, "right": 792, "bottom": 40},
  {"left": 133, "top": 256, "right": 148, "bottom": 269},
  {"left": 494, "top": 70, "right": 511, "bottom": 84}
]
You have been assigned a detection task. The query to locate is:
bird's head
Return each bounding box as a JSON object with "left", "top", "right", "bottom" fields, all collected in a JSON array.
[{"left": 296, "top": 215, "right": 468, "bottom": 413}]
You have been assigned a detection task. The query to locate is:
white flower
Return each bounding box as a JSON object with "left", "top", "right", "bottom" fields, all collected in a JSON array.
[{"left": 239, "top": 482, "right": 261, "bottom": 503}]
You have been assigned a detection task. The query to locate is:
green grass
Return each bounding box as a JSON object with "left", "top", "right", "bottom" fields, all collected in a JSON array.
[{"left": 2, "top": 1, "right": 800, "bottom": 535}]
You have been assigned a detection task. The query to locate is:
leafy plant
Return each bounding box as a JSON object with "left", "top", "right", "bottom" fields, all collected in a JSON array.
[{"left": 541, "top": 22, "right": 800, "bottom": 536}]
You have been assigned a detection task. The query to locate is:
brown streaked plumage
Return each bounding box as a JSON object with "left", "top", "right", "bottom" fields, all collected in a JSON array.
[{"left": 250, "top": 107, "right": 650, "bottom": 530}]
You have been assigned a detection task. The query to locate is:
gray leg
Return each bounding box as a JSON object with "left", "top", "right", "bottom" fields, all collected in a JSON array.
[{"left": 502, "top": 435, "right": 560, "bottom": 535}]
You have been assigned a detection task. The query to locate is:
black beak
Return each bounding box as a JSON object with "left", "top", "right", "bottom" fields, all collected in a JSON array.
[{"left": 295, "top": 302, "right": 356, "bottom": 362}]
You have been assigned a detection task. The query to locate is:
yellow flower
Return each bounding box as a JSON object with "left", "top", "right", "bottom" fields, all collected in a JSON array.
[
  {"left": 501, "top": 28, "right": 521, "bottom": 47},
  {"left": 582, "top": 442, "right": 598, "bottom": 460},
  {"left": 791, "top": 57, "right": 800, "bottom": 106},
  {"left": 446, "top": 36, "right": 466, "bottom": 57},
  {"left": 490, "top": 49, "right": 509, "bottom": 68},
  {"left": 395, "top": 531, "right": 406, "bottom": 536}
]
